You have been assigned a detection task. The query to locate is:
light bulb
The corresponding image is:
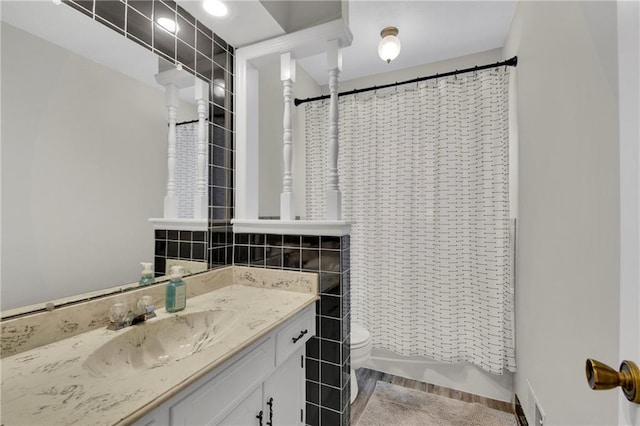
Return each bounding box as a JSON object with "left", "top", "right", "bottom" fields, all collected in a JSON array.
[
  {"left": 378, "top": 35, "right": 401, "bottom": 63},
  {"left": 378, "top": 27, "right": 401, "bottom": 63},
  {"left": 203, "top": 0, "right": 228, "bottom": 17},
  {"left": 157, "top": 17, "right": 179, "bottom": 34}
]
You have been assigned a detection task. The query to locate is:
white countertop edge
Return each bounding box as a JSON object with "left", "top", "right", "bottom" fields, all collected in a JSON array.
[
  {"left": 148, "top": 218, "right": 208, "bottom": 231},
  {"left": 231, "top": 219, "right": 353, "bottom": 236}
]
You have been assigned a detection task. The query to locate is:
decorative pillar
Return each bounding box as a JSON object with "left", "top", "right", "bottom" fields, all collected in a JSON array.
[
  {"left": 280, "top": 52, "right": 297, "bottom": 221},
  {"left": 326, "top": 39, "right": 342, "bottom": 220},
  {"left": 194, "top": 79, "right": 209, "bottom": 220},
  {"left": 164, "top": 84, "right": 179, "bottom": 218}
]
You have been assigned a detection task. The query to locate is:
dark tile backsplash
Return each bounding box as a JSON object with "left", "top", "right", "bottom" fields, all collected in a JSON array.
[
  {"left": 62, "top": 0, "right": 235, "bottom": 270},
  {"left": 153, "top": 229, "right": 208, "bottom": 276},
  {"left": 234, "top": 233, "right": 351, "bottom": 426}
]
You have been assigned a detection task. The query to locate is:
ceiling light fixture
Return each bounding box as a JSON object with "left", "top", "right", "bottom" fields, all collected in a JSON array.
[
  {"left": 157, "top": 17, "right": 179, "bottom": 34},
  {"left": 378, "top": 26, "right": 401, "bottom": 64},
  {"left": 203, "top": 0, "right": 228, "bottom": 17},
  {"left": 213, "top": 79, "right": 226, "bottom": 98}
]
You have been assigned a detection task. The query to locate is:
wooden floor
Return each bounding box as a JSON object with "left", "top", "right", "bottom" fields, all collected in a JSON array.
[{"left": 351, "top": 368, "right": 515, "bottom": 425}]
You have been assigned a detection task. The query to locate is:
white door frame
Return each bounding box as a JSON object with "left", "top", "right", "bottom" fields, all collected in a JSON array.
[{"left": 617, "top": 0, "right": 640, "bottom": 424}]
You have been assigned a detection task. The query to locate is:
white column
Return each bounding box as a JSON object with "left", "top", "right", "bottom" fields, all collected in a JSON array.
[
  {"left": 194, "top": 79, "right": 209, "bottom": 220},
  {"left": 326, "top": 39, "right": 342, "bottom": 220},
  {"left": 164, "top": 84, "right": 179, "bottom": 218},
  {"left": 235, "top": 53, "right": 260, "bottom": 220},
  {"left": 280, "top": 52, "right": 297, "bottom": 220}
]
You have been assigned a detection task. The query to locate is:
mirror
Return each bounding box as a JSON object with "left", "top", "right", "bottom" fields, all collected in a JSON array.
[{"left": 1, "top": 1, "right": 207, "bottom": 312}]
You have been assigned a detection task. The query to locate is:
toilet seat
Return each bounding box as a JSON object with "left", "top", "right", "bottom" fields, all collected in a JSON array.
[
  {"left": 350, "top": 322, "right": 371, "bottom": 349},
  {"left": 350, "top": 322, "right": 372, "bottom": 404}
]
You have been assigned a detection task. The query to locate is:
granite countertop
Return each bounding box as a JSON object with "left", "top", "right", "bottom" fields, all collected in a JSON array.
[{"left": 1, "top": 284, "right": 317, "bottom": 425}]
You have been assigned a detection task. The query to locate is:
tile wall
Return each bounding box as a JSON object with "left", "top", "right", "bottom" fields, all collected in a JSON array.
[
  {"left": 61, "top": 0, "right": 235, "bottom": 271},
  {"left": 234, "top": 233, "right": 352, "bottom": 426},
  {"left": 153, "top": 230, "right": 207, "bottom": 276}
]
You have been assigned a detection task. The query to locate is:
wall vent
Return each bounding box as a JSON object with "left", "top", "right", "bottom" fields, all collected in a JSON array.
[{"left": 527, "top": 379, "right": 546, "bottom": 426}]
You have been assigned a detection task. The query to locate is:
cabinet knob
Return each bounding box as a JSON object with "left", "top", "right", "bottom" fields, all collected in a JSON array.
[{"left": 292, "top": 329, "right": 308, "bottom": 344}]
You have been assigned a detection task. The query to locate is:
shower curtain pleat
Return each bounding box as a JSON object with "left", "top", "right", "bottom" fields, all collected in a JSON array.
[
  {"left": 175, "top": 122, "right": 199, "bottom": 219},
  {"left": 305, "top": 68, "right": 515, "bottom": 374}
]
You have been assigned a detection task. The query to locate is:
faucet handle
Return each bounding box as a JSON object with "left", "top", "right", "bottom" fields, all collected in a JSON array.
[
  {"left": 137, "top": 296, "right": 156, "bottom": 319},
  {"left": 109, "top": 302, "right": 128, "bottom": 323},
  {"left": 108, "top": 302, "right": 132, "bottom": 330}
]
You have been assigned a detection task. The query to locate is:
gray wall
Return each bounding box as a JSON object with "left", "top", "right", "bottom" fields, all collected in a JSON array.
[
  {"left": 334, "top": 48, "right": 503, "bottom": 92},
  {"left": 1, "top": 24, "right": 194, "bottom": 310},
  {"left": 504, "top": 2, "right": 620, "bottom": 424}
]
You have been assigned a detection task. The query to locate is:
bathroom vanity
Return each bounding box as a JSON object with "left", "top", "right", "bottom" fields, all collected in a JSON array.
[
  {"left": 0, "top": 267, "right": 318, "bottom": 425},
  {"left": 136, "top": 305, "right": 314, "bottom": 426}
]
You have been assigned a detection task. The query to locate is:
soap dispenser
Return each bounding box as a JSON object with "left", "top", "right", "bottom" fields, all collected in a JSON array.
[
  {"left": 165, "top": 265, "right": 186, "bottom": 313},
  {"left": 139, "top": 262, "right": 155, "bottom": 287}
]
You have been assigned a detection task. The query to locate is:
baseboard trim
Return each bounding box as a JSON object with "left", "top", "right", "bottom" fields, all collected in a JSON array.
[{"left": 514, "top": 394, "right": 529, "bottom": 426}]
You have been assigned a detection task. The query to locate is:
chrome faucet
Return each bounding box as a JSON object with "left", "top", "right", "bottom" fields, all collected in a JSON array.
[{"left": 107, "top": 296, "right": 157, "bottom": 330}]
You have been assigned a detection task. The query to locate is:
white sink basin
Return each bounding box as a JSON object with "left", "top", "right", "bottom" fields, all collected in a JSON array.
[{"left": 83, "top": 309, "right": 237, "bottom": 377}]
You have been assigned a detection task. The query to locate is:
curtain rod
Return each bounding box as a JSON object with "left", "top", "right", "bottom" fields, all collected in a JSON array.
[
  {"left": 294, "top": 56, "right": 518, "bottom": 107},
  {"left": 175, "top": 119, "right": 199, "bottom": 125}
]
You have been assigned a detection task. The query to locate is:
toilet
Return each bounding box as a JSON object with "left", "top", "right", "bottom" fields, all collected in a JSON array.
[{"left": 350, "top": 322, "right": 372, "bottom": 403}]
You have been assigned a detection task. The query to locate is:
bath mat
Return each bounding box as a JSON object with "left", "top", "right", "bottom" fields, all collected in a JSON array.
[{"left": 356, "top": 381, "right": 517, "bottom": 426}]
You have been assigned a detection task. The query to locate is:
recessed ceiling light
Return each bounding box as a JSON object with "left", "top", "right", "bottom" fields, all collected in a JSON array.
[
  {"left": 51, "top": 0, "right": 62, "bottom": 5},
  {"left": 203, "top": 0, "right": 228, "bottom": 17},
  {"left": 157, "top": 17, "right": 179, "bottom": 34}
]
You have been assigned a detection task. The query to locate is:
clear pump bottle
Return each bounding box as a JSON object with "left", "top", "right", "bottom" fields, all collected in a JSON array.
[
  {"left": 139, "top": 262, "right": 155, "bottom": 287},
  {"left": 165, "top": 265, "right": 186, "bottom": 312}
]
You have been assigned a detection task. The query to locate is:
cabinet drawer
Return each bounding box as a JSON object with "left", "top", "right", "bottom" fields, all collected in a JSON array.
[
  {"left": 275, "top": 306, "right": 315, "bottom": 365},
  {"left": 171, "top": 337, "right": 275, "bottom": 425}
]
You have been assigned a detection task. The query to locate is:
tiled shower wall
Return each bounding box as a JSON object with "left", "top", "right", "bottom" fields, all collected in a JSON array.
[
  {"left": 234, "top": 233, "right": 352, "bottom": 426},
  {"left": 61, "top": 0, "right": 235, "bottom": 270}
]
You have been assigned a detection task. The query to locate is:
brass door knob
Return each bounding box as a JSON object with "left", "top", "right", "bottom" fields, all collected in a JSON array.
[{"left": 585, "top": 359, "right": 640, "bottom": 403}]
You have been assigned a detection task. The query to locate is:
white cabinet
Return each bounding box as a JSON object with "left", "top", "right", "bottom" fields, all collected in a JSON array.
[
  {"left": 219, "top": 386, "right": 264, "bottom": 426},
  {"left": 263, "top": 347, "right": 306, "bottom": 426},
  {"left": 134, "top": 305, "right": 314, "bottom": 426},
  {"left": 222, "top": 346, "right": 305, "bottom": 426}
]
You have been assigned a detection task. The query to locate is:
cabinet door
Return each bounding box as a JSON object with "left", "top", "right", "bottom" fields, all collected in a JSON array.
[
  {"left": 171, "top": 338, "right": 275, "bottom": 425},
  {"left": 219, "top": 386, "right": 263, "bottom": 426},
  {"left": 263, "top": 347, "right": 305, "bottom": 426}
]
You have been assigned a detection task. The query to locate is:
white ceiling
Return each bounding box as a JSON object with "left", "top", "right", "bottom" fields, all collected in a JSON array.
[
  {"left": 1, "top": 1, "right": 160, "bottom": 87},
  {"left": 185, "top": 0, "right": 516, "bottom": 86},
  {"left": 297, "top": 1, "right": 517, "bottom": 85},
  {"left": 2, "top": 1, "right": 516, "bottom": 89},
  {"left": 177, "top": 0, "right": 286, "bottom": 47}
]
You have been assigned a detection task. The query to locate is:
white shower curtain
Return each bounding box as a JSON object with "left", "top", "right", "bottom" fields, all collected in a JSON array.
[
  {"left": 305, "top": 68, "right": 515, "bottom": 374},
  {"left": 176, "top": 122, "right": 198, "bottom": 219}
]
